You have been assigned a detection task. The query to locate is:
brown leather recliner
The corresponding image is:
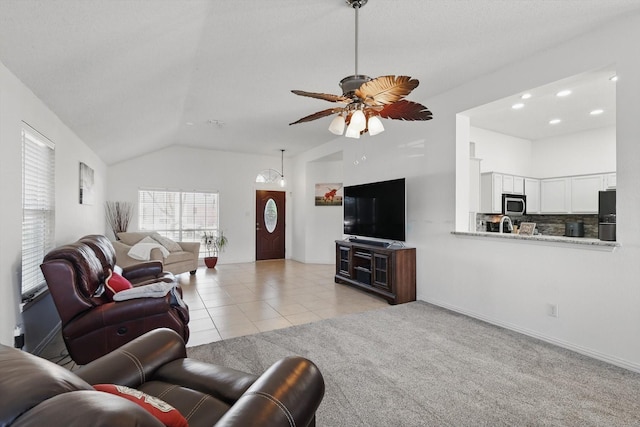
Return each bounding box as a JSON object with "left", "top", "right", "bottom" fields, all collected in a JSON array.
[
  {"left": 40, "top": 237, "right": 189, "bottom": 365},
  {"left": 79, "top": 234, "right": 176, "bottom": 287},
  {"left": 0, "top": 328, "right": 325, "bottom": 426}
]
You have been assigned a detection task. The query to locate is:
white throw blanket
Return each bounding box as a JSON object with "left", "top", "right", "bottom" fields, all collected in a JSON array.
[
  {"left": 113, "top": 281, "right": 186, "bottom": 308},
  {"left": 128, "top": 242, "right": 170, "bottom": 261}
]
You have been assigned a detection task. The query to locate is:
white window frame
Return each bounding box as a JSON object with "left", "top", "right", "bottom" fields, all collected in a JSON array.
[
  {"left": 21, "top": 123, "right": 55, "bottom": 299},
  {"left": 138, "top": 189, "right": 219, "bottom": 257}
]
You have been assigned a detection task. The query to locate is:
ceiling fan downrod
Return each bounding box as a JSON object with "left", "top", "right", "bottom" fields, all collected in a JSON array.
[{"left": 341, "top": 0, "right": 371, "bottom": 97}]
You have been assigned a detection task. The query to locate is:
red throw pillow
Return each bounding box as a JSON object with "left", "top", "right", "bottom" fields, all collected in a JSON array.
[
  {"left": 93, "top": 384, "right": 188, "bottom": 427},
  {"left": 104, "top": 269, "right": 133, "bottom": 300}
]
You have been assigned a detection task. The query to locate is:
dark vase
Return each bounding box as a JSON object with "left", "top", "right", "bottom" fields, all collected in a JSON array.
[{"left": 204, "top": 257, "right": 218, "bottom": 268}]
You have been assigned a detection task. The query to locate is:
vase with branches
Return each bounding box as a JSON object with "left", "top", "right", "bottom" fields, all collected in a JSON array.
[
  {"left": 105, "top": 201, "right": 133, "bottom": 239},
  {"left": 202, "top": 230, "right": 228, "bottom": 268}
]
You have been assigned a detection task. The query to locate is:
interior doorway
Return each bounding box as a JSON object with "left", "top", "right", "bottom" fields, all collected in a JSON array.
[{"left": 255, "top": 190, "right": 285, "bottom": 260}]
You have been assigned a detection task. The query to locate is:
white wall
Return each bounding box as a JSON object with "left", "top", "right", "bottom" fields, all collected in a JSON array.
[
  {"left": 0, "top": 61, "right": 106, "bottom": 347},
  {"left": 531, "top": 125, "right": 616, "bottom": 177},
  {"left": 298, "top": 12, "right": 640, "bottom": 372},
  {"left": 304, "top": 160, "right": 343, "bottom": 263},
  {"left": 107, "top": 146, "right": 293, "bottom": 264},
  {"left": 471, "top": 127, "right": 533, "bottom": 176}
]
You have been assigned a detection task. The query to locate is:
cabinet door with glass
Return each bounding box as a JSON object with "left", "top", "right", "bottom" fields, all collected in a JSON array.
[
  {"left": 337, "top": 246, "right": 351, "bottom": 277},
  {"left": 372, "top": 253, "right": 391, "bottom": 292}
]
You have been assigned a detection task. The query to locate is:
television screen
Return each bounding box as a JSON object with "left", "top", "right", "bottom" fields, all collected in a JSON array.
[{"left": 343, "top": 178, "right": 406, "bottom": 241}]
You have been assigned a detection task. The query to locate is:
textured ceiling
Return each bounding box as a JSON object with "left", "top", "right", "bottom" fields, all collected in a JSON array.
[{"left": 0, "top": 0, "right": 638, "bottom": 164}]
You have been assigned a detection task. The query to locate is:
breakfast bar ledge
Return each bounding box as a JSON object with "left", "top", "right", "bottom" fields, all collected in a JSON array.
[{"left": 452, "top": 231, "right": 620, "bottom": 251}]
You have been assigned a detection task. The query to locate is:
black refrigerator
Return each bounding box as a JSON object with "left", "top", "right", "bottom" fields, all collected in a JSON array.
[{"left": 598, "top": 190, "right": 616, "bottom": 241}]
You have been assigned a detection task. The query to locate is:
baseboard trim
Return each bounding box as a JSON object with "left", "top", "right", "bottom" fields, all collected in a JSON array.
[
  {"left": 32, "top": 322, "right": 61, "bottom": 356},
  {"left": 423, "top": 298, "right": 640, "bottom": 374}
]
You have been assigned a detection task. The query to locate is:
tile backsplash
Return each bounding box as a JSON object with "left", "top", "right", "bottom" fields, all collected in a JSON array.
[{"left": 475, "top": 213, "right": 598, "bottom": 238}]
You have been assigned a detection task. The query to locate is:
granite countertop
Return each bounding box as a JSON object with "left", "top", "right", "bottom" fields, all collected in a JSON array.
[{"left": 452, "top": 231, "right": 620, "bottom": 249}]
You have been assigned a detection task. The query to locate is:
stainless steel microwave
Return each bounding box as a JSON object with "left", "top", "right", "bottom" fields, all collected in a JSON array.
[{"left": 502, "top": 194, "right": 526, "bottom": 216}]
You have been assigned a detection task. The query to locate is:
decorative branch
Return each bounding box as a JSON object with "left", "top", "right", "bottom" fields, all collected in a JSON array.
[{"left": 105, "top": 201, "right": 133, "bottom": 239}]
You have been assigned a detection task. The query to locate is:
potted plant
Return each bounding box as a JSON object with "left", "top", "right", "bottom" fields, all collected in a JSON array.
[{"left": 202, "top": 230, "right": 228, "bottom": 268}]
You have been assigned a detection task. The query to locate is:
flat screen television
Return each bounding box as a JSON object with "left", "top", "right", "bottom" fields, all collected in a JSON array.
[{"left": 343, "top": 178, "right": 406, "bottom": 242}]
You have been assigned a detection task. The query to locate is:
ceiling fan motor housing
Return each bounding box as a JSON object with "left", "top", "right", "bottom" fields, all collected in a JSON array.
[{"left": 340, "top": 74, "right": 371, "bottom": 97}]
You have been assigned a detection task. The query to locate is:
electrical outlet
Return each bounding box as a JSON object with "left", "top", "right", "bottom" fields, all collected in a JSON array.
[{"left": 547, "top": 303, "right": 559, "bottom": 318}]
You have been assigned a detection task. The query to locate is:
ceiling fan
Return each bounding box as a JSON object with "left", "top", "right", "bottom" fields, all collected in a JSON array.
[{"left": 289, "top": 0, "right": 433, "bottom": 139}]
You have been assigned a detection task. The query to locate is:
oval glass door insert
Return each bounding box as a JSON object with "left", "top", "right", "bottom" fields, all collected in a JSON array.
[{"left": 264, "top": 198, "right": 278, "bottom": 233}]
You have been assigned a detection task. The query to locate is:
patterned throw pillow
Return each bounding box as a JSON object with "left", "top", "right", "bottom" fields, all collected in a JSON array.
[
  {"left": 94, "top": 384, "right": 188, "bottom": 427},
  {"left": 152, "top": 233, "right": 183, "bottom": 252},
  {"left": 104, "top": 269, "right": 133, "bottom": 300}
]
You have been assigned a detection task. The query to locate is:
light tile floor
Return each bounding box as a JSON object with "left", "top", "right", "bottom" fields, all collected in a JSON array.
[
  {"left": 42, "top": 260, "right": 389, "bottom": 367},
  {"left": 177, "top": 259, "right": 388, "bottom": 346}
]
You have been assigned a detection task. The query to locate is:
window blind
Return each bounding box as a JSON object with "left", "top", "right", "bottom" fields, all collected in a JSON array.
[
  {"left": 21, "top": 125, "right": 55, "bottom": 299},
  {"left": 139, "top": 190, "right": 219, "bottom": 256}
]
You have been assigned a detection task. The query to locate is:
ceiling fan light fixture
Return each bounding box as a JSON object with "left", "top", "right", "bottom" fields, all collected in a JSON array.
[
  {"left": 328, "top": 115, "right": 346, "bottom": 135},
  {"left": 288, "top": 0, "right": 433, "bottom": 138},
  {"left": 345, "top": 123, "right": 361, "bottom": 139},
  {"left": 350, "top": 109, "right": 367, "bottom": 132},
  {"left": 367, "top": 116, "right": 385, "bottom": 136}
]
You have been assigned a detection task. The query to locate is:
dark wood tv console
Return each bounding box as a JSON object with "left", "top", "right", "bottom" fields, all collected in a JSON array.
[{"left": 334, "top": 240, "right": 416, "bottom": 305}]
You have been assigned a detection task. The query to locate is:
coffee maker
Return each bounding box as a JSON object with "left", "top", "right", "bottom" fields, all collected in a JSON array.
[{"left": 598, "top": 190, "right": 616, "bottom": 241}]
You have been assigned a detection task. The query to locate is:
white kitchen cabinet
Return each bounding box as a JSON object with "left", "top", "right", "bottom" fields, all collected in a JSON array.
[
  {"left": 480, "top": 172, "right": 503, "bottom": 213},
  {"left": 513, "top": 176, "right": 524, "bottom": 195},
  {"left": 524, "top": 178, "right": 540, "bottom": 214},
  {"left": 541, "top": 178, "right": 571, "bottom": 213},
  {"left": 605, "top": 173, "right": 616, "bottom": 189},
  {"left": 502, "top": 175, "right": 514, "bottom": 194},
  {"left": 571, "top": 175, "right": 604, "bottom": 213}
]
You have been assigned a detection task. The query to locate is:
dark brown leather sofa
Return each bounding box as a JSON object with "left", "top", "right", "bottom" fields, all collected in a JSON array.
[
  {"left": 0, "top": 328, "right": 325, "bottom": 426},
  {"left": 40, "top": 235, "right": 189, "bottom": 365}
]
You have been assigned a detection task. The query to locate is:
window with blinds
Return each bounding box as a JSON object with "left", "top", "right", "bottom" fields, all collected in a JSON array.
[
  {"left": 138, "top": 190, "right": 219, "bottom": 256},
  {"left": 21, "top": 124, "right": 55, "bottom": 299}
]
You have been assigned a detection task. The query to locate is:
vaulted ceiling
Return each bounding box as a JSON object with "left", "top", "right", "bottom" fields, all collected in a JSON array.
[{"left": 1, "top": 0, "right": 639, "bottom": 165}]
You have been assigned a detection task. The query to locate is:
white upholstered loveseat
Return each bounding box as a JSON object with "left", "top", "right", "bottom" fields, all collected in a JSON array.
[{"left": 112, "top": 232, "right": 200, "bottom": 275}]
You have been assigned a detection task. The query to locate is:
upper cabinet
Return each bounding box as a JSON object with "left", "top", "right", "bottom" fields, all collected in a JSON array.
[
  {"left": 524, "top": 178, "right": 540, "bottom": 214},
  {"left": 482, "top": 172, "right": 615, "bottom": 214},
  {"left": 570, "top": 175, "right": 604, "bottom": 213},
  {"left": 539, "top": 172, "right": 615, "bottom": 214},
  {"left": 604, "top": 173, "right": 616, "bottom": 189},
  {"left": 480, "top": 172, "right": 525, "bottom": 213},
  {"left": 540, "top": 178, "right": 571, "bottom": 213},
  {"left": 480, "top": 172, "right": 503, "bottom": 213}
]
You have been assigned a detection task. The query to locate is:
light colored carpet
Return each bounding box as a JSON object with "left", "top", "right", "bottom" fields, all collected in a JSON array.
[{"left": 187, "top": 301, "right": 640, "bottom": 426}]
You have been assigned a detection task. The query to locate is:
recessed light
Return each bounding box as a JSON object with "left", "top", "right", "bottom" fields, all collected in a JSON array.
[
  {"left": 556, "top": 90, "right": 572, "bottom": 97},
  {"left": 609, "top": 75, "right": 618, "bottom": 82},
  {"left": 520, "top": 93, "right": 532, "bottom": 100},
  {"left": 590, "top": 109, "right": 604, "bottom": 115},
  {"left": 511, "top": 103, "right": 525, "bottom": 110},
  {"left": 549, "top": 119, "right": 562, "bottom": 125},
  {"left": 186, "top": 122, "right": 194, "bottom": 126}
]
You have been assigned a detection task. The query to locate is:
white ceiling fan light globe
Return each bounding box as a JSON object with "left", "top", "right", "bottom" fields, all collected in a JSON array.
[
  {"left": 367, "top": 116, "right": 385, "bottom": 136},
  {"left": 328, "top": 115, "right": 346, "bottom": 135},
  {"left": 350, "top": 109, "right": 366, "bottom": 132},
  {"left": 345, "top": 123, "right": 361, "bottom": 138}
]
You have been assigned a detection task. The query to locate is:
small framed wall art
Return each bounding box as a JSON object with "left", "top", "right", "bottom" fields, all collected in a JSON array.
[
  {"left": 315, "top": 183, "right": 343, "bottom": 206},
  {"left": 79, "top": 162, "right": 95, "bottom": 205}
]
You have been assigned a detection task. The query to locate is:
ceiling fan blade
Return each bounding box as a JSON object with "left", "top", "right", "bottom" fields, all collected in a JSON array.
[
  {"left": 289, "top": 107, "right": 344, "bottom": 125},
  {"left": 378, "top": 100, "right": 433, "bottom": 121},
  {"left": 291, "top": 90, "right": 351, "bottom": 104},
  {"left": 355, "top": 75, "right": 419, "bottom": 106}
]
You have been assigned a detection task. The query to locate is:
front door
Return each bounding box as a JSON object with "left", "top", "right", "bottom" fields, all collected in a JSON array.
[{"left": 256, "top": 190, "right": 285, "bottom": 260}]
